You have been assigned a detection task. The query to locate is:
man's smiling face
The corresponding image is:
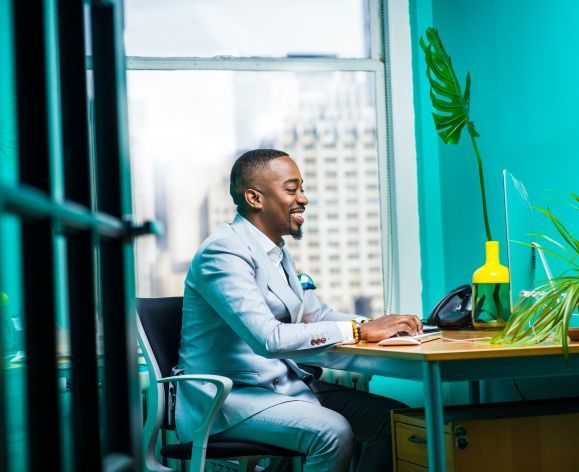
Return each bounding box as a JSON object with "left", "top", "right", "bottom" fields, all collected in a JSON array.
[{"left": 251, "top": 156, "right": 308, "bottom": 243}]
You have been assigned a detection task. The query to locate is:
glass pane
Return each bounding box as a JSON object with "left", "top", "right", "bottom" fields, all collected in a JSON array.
[
  {"left": 124, "top": 0, "right": 369, "bottom": 59},
  {"left": 128, "top": 70, "right": 384, "bottom": 314}
]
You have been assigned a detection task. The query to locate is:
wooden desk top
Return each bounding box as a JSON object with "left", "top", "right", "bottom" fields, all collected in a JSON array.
[{"left": 333, "top": 330, "right": 579, "bottom": 361}]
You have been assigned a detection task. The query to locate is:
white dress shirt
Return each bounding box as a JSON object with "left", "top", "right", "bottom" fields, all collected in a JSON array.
[{"left": 238, "top": 214, "right": 361, "bottom": 343}]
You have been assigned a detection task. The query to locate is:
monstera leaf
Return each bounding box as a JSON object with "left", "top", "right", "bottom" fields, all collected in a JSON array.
[
  {"left": 420, "top": 27, "right": 479, "bottom": 144},
  {"left": 420, "top": 27, "right": 492, "bottom": 241}
]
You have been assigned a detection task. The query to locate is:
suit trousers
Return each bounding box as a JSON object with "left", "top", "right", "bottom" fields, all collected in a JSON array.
[{"left": 211, "top": 378, "right": 407, "bottom": 472}]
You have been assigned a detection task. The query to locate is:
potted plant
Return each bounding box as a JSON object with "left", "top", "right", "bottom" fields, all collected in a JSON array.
[
  {"left": 492, "top": 195, "right": 579, "bottom": 361},
  {"left": 420, "top": 28, "right": 510, "bottom": 329}
]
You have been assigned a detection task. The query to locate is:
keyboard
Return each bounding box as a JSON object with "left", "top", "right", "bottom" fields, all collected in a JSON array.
[{"left": 377, "top": 331, "right": 442, "bottom": 346}]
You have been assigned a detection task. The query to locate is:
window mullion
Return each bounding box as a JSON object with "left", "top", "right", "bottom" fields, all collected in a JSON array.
[{"left": 368, "top": 0, "right": 385, "bottom": 60}]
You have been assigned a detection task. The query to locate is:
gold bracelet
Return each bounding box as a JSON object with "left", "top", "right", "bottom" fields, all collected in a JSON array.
[{"left": 350, "top": 320, "right": 360, "bottom": 344}]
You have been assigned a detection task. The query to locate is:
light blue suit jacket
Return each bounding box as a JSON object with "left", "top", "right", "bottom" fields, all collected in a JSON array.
[{"left": 175, "top": 215, "right": 356, "bottom": 441}]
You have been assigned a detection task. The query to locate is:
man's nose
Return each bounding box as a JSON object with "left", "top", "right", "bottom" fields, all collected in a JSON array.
[{"left": 297, "top": 191, "right": 308, "bottom": 205}]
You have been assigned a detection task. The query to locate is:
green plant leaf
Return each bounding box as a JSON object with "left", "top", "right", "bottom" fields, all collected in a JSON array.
[
  {"left": 420, "top": 27, "right": 492, "bottom": 240},
  {"left": 493, "top": 195, "right": 579, "bottom": 363},
  {"left": 533, "top": 206, "right": 579, "bottom": 253},
  {"left": 420, "top": 28, "right": 479, "bottom": 145}
]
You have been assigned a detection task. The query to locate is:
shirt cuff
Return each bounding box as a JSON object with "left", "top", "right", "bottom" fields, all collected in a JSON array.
[{"left": 337, "top": 321, "right": 356, "bottom": 343}]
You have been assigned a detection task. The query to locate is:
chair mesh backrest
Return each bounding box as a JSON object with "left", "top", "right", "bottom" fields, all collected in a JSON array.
[{"left": 137, "top": 297, "right": 183, "bottom": 380}]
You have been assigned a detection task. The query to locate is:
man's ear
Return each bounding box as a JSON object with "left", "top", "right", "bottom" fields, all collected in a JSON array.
[{"left": 244, "top": 189, "right": 263, "bottom": 210}]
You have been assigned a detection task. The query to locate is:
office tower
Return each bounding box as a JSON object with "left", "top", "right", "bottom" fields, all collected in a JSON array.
[{"left": 279, "top": 72, "right": 384, "bottom": 314}]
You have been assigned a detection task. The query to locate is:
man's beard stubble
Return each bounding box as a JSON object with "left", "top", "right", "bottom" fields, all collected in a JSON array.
[{"left": 288, "top": 214, "right": 303, "bottom": 240}]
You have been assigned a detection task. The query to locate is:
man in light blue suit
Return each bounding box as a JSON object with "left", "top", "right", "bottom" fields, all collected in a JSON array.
[{"left": 176, "top": 149, "right": 423, "bottom": 471}]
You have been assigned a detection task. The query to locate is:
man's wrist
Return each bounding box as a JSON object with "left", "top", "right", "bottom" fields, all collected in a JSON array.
[{"left": 359, "top": 321, "right": 369, "bottom": 341}]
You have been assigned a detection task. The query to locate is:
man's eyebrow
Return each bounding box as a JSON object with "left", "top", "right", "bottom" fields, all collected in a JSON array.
[{"left": 283, "top": 178, "right": 302, "bottom": 185}]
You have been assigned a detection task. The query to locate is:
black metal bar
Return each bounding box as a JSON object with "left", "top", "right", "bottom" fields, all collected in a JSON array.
[
  {"left": 99, "top": 238, "right": 134, "bottom": 456},
  {"left": 59, "top": 0, "right": 91, "bottom": 207},
  {"left": 91, "top": 3, "right": 122, "bottom": 219},
  {"left": 13, "top": 0, "right": 51, "bottom": 192},
  {"left": 66, "top": 231, "right": 102, "bottom": 471},
  {"left": 12, "top": 0, "right": 62, "bottom": 469},
  {"left": 21, "top": 221, "right": 61, "bottom": 471},
  {"left": 58, "top": 2, "right": 102, "bottom": 466},
  {"left": 91, "top": 1, "right": 140, "bottom": 466}
]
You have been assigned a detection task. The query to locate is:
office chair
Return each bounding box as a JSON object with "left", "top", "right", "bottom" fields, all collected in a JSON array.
[{"left": 137, "top": 297, "right": 303, "bottom": 472}]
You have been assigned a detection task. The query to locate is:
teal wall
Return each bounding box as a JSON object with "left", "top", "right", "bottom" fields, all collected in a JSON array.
[
  {"left": 411, "top": 0, "right": 579, "bottom": 312},
  {"left": 409, "top": 0, "right": 579, "bottom": 403}
]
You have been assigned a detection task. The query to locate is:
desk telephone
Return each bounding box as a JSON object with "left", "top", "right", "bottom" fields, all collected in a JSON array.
[{"left": 426, "top": 284, "right": 473, "bottom": 329}]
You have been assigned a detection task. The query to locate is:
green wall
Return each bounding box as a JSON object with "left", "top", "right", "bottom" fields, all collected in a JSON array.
[{"left": 411, "top": 0, "right": 579, "bottom": 312}]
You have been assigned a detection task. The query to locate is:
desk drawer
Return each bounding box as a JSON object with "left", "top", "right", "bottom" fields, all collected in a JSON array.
[
  {"left": 396, "top": 459, "right": 427, "bottom": 472},
  {"left": 395, "top": 422, "right": 453, "bottom": 469},
  {"left": 393, "top": 402, "right": 579, "bottom": 472},
  {"left": 395, "top": 423, "right": 428, "bottom": 467}
]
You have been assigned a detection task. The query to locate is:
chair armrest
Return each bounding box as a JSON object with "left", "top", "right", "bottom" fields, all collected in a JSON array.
[
  {"left": 157, "top": 375, "right": 233, "bottom": 431},
  {"left": 158, "top": 374, "right": 233, "bottom": 393},
  {"left": 158, "top": 374, "right": 233, "bottom": 468}
]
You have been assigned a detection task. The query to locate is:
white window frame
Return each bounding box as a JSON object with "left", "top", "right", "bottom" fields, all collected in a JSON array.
[{"left": 125, "top": 0, "right": 422, "bottom": 314}]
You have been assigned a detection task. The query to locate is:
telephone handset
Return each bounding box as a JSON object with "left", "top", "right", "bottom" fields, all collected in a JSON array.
[{"left": 427, "top": 284, "right": 473, "bottom": 329}]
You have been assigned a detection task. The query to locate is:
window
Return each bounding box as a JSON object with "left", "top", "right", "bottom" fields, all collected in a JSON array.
[
  {"left": 126, "top": 0, "right": 396, "bottom": 314},
  {"left": 124, "top": 0, "right": 369, "bottom": 58}
]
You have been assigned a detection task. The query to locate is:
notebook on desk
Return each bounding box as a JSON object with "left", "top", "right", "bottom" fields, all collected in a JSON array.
[{"left": 377, "top": 331, "right": 442, "bottom": 346}]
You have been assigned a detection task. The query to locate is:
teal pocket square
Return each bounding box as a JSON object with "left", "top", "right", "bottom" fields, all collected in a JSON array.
[{"left": 298, "top": 273, "right": 317, "bottom": 290}]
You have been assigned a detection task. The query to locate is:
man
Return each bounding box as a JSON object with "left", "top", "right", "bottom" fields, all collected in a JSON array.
[{"left": 176, "top": 149, "right": 423, "bottom": 471}]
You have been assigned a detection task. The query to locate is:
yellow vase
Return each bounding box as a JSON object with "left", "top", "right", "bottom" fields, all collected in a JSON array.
[{"left": 472, "top": 241, "right": 511, "bottom": 330}]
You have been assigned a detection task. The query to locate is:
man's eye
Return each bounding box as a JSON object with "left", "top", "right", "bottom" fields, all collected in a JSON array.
[{"left": 287, "top": 188, "right": 297, "bottom": 193}]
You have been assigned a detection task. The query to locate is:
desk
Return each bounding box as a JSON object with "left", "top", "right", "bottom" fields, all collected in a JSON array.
[{"left": 300, "top": 331, "right": 579, "bottom": 472}]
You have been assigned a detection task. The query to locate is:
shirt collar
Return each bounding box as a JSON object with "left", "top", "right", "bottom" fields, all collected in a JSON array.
[{"left": 237, "top": 213, "right": 284, "bottom": 257}]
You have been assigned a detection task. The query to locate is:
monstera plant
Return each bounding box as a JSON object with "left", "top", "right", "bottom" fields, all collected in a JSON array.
[
  {"left": 492, "top": 196, "right": 579, "bottom": 362},
  {"left": 421, "top": 28, "right": 513, "bottom": 328},
  {"left": 420, "top": 27, "right": 493, "bottom": 241}
]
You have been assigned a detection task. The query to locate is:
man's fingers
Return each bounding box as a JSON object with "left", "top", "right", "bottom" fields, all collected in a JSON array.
[
  {"left": 396, "top": 321, "right": 417, "bottom": 336},
  {"left": 398, "top": 315, "right": 422, "bottom": 334}
]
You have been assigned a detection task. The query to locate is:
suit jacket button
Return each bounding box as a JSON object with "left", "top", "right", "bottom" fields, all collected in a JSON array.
[
  {"left": 310, "top": 339, "right": 316, "bottom": 346},
  {"left": 273, "top": 378, "right": 280, "bottom": 386}
]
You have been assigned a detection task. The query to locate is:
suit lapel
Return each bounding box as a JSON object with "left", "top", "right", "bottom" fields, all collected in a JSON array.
[{"left": 230, "top": 216, "right": 302, "bottom": 320}]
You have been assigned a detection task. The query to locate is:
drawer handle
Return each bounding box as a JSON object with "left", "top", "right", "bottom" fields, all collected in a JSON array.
[{"left": 408, "top": 435, "right": 427, "bottom": 445}]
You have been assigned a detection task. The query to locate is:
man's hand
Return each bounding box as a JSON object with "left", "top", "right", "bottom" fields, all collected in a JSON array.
[{"left": 359, "top": 315, "right": 423, "bottom": 342}]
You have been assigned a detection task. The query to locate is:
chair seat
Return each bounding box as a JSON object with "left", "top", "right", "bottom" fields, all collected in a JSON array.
[{"left": 161, "top": 440, "right": 303, "bottom": 461}]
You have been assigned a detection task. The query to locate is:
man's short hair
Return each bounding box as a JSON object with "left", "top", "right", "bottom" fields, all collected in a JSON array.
[{"left": 229, "top": 149, "right": 289, "bottom": 207}]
